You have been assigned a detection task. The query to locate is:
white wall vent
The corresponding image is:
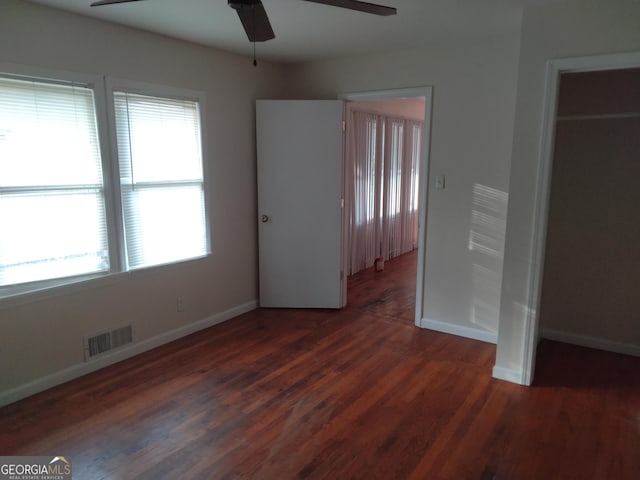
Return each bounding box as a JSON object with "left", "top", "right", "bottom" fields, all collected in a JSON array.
[{"left": 84, "top": 325, "right": 133, "bottom": 361}]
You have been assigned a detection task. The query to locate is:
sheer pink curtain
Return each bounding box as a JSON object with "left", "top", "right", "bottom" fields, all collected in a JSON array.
[
  {"left": 346, "top": 109, "right": 422, "bottom": 275},
  {"left": 346, "top": 111, "right": 380, "bottom": 275}
]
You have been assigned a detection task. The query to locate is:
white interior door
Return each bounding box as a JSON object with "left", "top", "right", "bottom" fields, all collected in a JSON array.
[{"left": 256, "top": 100, "right": 345, "bottom": 308}]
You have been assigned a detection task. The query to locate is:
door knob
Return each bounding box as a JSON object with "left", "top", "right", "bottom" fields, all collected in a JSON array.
[{"left": 261, "top": 214, "right": 270, "bottom": 223}]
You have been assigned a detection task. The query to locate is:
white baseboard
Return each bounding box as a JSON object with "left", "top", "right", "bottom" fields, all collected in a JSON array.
[
  {"left": 492, "top": 365, "right": 527, "bottom": 385},
  {"left": 419, "top": 317, "right": 497, "bottom": 344},
  {"left": 0, "top": 300, "right": 258, "bottom": 408},
  {"left": 541, "top": 328, "right": 640, "bottom": 358}
]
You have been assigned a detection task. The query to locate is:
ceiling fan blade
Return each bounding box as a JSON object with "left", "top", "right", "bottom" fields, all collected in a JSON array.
[
  {"left": 232, "top": 1, "right": 275, "bottom": 42},
  {"left": 302, "top": 0, "right": 396, "bottom": 16},
  {"left": 91, "top": 0, "right": 146, "bottom": 6}
]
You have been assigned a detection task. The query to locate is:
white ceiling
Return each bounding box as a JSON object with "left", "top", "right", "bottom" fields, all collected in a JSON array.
[{"left": 26, "top": 0, "right": 546, "bottom": 64}]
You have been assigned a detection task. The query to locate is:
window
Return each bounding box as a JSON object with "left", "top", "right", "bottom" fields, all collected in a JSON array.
[
  {"left": 113, "top": 92, "right": 207, "bottom": 269},
  {"left": 347, "top": 110, "right": 423, "bottom": 275},
  {"left": 409, "top": 122, "right": 422, "bottom": 212},
  {"left": 387, "top": 119, "right": 404, "bottom": 216},
  {"left": 0, "top": 77, "right": 109, "bottom": 286},
  {"left": 0, "top": 71, "right": 209, "bottom": 295}
]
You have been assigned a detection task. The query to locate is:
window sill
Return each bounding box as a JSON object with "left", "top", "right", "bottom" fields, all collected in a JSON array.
[
  {"left": 0, "top": 272, "right": 123, "bottom": 310},
  {"left": 0, "top": 253, "right": 210, "bottom": 310}
]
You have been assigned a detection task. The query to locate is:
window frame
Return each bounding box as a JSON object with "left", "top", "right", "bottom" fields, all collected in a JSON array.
[
  {"left": 105, "top": 77, "right": 212, "bottom": 272},
  {"left": 0, "top": 65, "right": 211, "bottom": 305}
]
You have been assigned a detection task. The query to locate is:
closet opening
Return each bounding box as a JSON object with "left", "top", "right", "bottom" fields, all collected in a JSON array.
[{"left": 538, "top": 66, "right": 640, "bottom": 358}]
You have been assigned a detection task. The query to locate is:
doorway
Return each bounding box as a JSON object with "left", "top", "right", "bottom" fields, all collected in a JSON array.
[
  {"left": 340, "top": 88, "right": 433, "bottom": 325},
  {"left": 538, "top": 66, "right": 640, "bottom": 356},
  {"left": 522, "top": 52, "right": 640, "bottom": 384}
]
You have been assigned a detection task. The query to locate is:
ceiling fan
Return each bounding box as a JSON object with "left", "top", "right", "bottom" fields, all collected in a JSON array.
[{"left": 89, "top": 0, "right": 397, "bottom": 43}]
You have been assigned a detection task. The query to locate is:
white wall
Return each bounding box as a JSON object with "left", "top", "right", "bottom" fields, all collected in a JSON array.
[
  {"left": 495, "top": 0, "right": 640, "bottom": 383},
  {"left": 287, "top": 35, "right": 520, "bottom": 342},
  {"left": 0, "top": 0, "right": 287, "bottom": 405}
]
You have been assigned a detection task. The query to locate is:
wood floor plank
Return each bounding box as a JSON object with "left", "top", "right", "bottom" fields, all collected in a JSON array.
[{"left": 1, "top": 250, "right": 639, "bottom": 479}]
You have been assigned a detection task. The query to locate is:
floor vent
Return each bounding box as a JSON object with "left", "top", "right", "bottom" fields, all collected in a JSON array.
[{"left": 84, "top": 325, "right": 133, "bottom": 361}]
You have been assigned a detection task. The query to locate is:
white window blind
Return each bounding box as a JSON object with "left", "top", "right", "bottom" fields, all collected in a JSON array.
[
  {"left": 113, "top": 91, "right": 207, "bottom": 269},
  {"left": 0, "top": 77, "right": 109, "bottom": 286}
]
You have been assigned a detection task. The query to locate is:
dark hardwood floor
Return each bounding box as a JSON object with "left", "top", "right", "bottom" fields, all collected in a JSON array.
[{"left": 1, "top": 251, "right": 639, "bottom": 479}]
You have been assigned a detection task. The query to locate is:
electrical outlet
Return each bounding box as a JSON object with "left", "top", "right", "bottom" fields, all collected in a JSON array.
[
  {"left": 435, "top": 175, "right": 445, "bottom": 190},
  {"left": 176, "top": 296, "right": 185, "bottom": 312}
]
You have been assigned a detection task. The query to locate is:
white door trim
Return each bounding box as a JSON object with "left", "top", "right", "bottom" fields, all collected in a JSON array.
[
  {"left": 522, "top": 51, "right": 640, "bottom": 385},
  {"left": 339, "top": 86, "right": 434, "bottom": 325}
]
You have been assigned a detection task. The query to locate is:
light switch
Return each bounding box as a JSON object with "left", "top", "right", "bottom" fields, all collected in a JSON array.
[{"left": 435, "top": 175, "right": 445, "bottom": 190}]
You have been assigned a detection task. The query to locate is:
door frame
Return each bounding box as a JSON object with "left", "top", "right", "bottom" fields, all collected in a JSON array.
[
  {"left": 521, "top": 51, "right": 640, "bottom": 385},
  {"left": 339, "top": 86, "right": 434, "bottom": 324}
]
